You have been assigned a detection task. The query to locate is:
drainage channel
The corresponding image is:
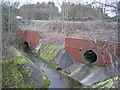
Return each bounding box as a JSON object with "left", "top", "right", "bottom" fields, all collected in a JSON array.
[{"left": 27, "top": 54, "right": 82, "bottom": 88}]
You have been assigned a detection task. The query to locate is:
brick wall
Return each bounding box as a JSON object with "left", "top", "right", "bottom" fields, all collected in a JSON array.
[
  {"left": 65, "top": 37, "right": 120, "bottom": 66},
  {"left": 16, "top": 30, "right": 40, "bottom": 49}
]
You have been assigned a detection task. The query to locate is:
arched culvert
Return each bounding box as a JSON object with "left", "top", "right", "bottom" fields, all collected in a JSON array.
[{"left": 83, "top": 49, "right": 98, "bottom": 64}]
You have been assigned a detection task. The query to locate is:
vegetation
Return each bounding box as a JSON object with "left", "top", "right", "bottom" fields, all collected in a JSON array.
[
  {"left": 2, "top": 47, "right": 50, "bottom": 88},
  {"left": 2, "top": 58, "right": 33, "bottom": 88},
  {"left": 91, "top": 77, "right": 120, "bottom": 88},
  {"left": 2, "top": 1, "right": 20, "bottom": 57},
  {"left": 2, "top": 1, "right": 19, "bottom": 32},
  {"left": 38, "top": 42, "right": 59, "bottom": 61},
  {"left": 18, "top": 1, "right": 110, "bottom": 21},
  {"left": 1, "top": 0, "right": 119, "bottom": 89},
  {"left": 19, "top": 2, "right": 58, "bottom": 20},
  {"left": 61, "top": 2, "right": 108, "bottom": 20},
  {"left": 37, "top": 42, "right": 60, "bottom": 70}
]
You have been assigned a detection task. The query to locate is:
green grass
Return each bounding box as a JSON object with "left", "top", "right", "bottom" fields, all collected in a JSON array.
[
  {"left": 2, "top": 47, "right": 50, "bottom": 88},
  {"left": 2, "top": 58, "right": 34, "bottom": 88},
  {"left": 36, "top": 42, "right": 60, "bottom": 70},
  {"left": 39, "top": 69, "right": 50, "bottom": 88},
  {"left": 91, "top": 77, "right": 120, "bottom": 88},
  {"left": 37, "top": 42, "right": 59, "bottom": 62},
  {"left": 10, "top": 47, "right": 23, "bottom": 57}
]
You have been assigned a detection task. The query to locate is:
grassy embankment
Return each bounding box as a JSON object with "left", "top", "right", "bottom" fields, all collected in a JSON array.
[
  {"left": 36, "top": 42, "right": 60, "bottom": 70},
  {"left": 2, "top": 47, "right": 50, "bottom": 88}
]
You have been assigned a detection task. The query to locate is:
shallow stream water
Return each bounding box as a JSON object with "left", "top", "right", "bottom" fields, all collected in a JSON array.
[{"left": 29, "top": 54, "right": 82, "bottom": 88}]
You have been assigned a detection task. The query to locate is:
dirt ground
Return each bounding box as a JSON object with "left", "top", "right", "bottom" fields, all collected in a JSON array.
[{"left": 19, "top": 20, "right": 118, "bottom": 47}]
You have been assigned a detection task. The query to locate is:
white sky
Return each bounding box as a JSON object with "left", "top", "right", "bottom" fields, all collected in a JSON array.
[
  {"left": 4, "top": 0, "right": 119, "bottom": 17},
  {"left": 7, "top": 0, "right": 119, "bottom": 4}
]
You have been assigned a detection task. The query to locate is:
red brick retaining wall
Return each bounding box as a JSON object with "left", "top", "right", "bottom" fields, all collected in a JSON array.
[
  {"left": 65, "top": 37, "right": 120, "bottom": 66},
  {"left": 16, "top": 30, "right": 40, "bottom": 49}
]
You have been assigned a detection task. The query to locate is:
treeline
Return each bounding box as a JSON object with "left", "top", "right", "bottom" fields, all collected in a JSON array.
[
  {"left": 18, "top": 2, "right": 109, "bottom": 21},
  {"left": 2, "top": 2, "right": 19, "bottom": 31},
  {"left": 2, "top": 1, "right": 119, "bottom": 23},
  {"left": 18, "top": 2, "right": 58, "bottom": 20},
  {"left": 61, "top": 2, "right": 108, "bottom": 20}
]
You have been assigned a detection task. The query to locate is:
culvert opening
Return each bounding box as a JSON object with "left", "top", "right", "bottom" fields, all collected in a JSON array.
[
  {"left": 23, "top": 42, "right": 31, "bottom": 52},
  {"left": 83, "top": 49, "right": 98, "bottom": 64}
]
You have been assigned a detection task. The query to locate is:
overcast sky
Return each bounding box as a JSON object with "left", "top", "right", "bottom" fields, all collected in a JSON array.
[
  {"left": 4, "top": 0, "right": 119, "bottom": 17},
  {"left": 6, "top": 0, "right": 119, "bottom": 3}
]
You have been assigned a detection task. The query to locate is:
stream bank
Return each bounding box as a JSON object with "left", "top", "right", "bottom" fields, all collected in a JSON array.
[{"left": 27, "top": 54, "right": 83, "bottom": 88}]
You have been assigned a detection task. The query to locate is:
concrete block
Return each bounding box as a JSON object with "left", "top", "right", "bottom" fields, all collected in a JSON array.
[{"left": 57, "top": 52, "right": 74, "bottom": 69}]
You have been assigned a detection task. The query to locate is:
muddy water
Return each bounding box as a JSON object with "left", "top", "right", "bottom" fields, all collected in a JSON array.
[{"left": 29, "top": 54, "right": 82, "bottom": 88}]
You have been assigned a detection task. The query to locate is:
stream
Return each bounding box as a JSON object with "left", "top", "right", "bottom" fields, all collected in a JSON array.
[{"left": 28, "top": 54, "right": 82, "bottom": 88}]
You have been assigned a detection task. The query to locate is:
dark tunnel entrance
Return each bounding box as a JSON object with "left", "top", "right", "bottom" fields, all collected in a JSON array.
[
  {"left": 83, "top": 49, "right": 98, "bottom": 64},
  {"left": 23, "top": 41, "right": 31, "bottom": 52}
]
